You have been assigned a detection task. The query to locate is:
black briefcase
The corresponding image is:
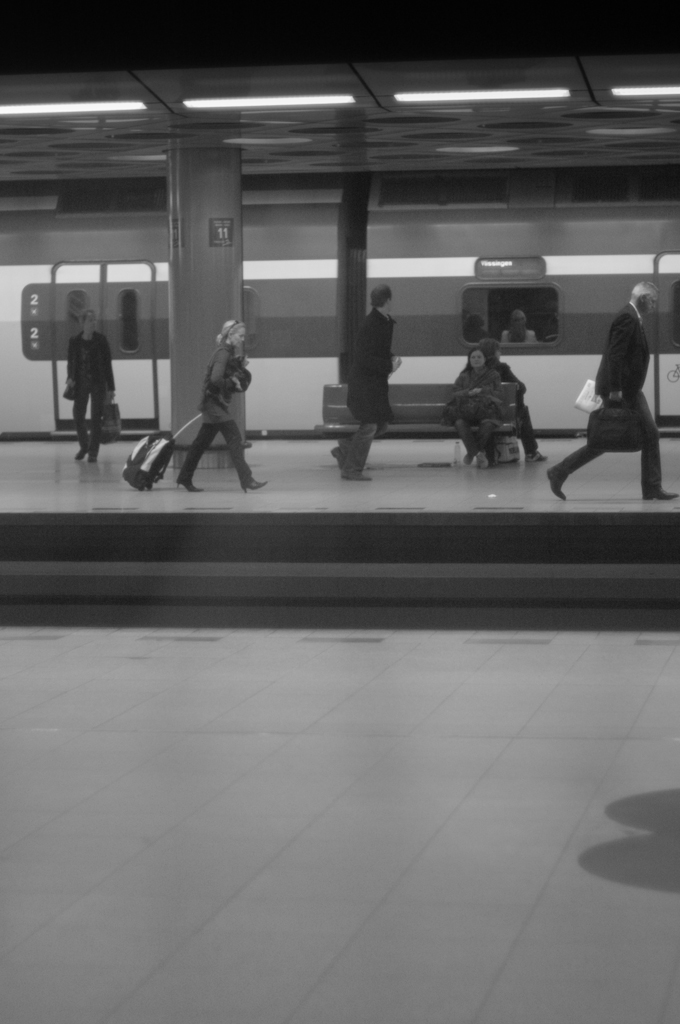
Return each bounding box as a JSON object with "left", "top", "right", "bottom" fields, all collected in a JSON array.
[{"left": 587, "top": 406, "right": 644, "bottom": 452}]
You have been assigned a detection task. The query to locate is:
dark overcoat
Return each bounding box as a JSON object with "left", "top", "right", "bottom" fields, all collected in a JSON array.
[
  {"left": 595, "top": 304, "right": 650, "bottom": 405},
  {"left": 67, "top": 331, "right": 115, "bottom": 393},
  {"left": 346, "top": 308, "right": 395, "bottom": 423}
]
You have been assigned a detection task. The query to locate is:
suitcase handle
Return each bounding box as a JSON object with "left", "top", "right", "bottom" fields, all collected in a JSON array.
[{"left": 172, "top": 414, "right": 203, "bottom": 441}]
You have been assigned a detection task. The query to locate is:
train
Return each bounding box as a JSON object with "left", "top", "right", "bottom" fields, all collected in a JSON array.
[{"left": 3, "top": 167, "right": 680, "bottom": 437}]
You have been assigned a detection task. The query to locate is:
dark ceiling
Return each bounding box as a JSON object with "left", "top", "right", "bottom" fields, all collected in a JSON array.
[{"left": 0, "top": 54, "right": 679, "bottom": 181}]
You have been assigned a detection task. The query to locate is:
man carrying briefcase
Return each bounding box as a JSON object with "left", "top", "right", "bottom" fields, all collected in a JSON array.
[{"left": 548, "top": 282, "right": 678, "bottom": 501}]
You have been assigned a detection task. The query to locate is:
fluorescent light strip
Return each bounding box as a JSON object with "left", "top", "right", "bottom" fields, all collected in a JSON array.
[
  {"left": 0, "top": 102, "right": 147, "bottom": 115},
  {"left": 184, "top": 95, "right": 355, "bottom": 109},
  {"left": 395, "top": 89, "right": 570, "bottom": 102},
  {"left": 612, "top": 86, "right": 680, "bottom": 97}
]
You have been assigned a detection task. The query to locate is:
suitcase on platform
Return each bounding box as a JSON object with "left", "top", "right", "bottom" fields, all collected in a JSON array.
[{"left": 122, "top": 415, "right": 202, "bottom": 491}]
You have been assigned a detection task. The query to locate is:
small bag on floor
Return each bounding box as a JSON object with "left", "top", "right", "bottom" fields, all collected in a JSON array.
[
  {"left": 100, "top": 403, "right": 121, "bottom": 444},
  {"left": 494, "top": 435, "right": 520, "bottom": 463}
]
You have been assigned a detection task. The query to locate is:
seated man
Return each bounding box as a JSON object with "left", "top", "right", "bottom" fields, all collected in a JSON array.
[{"left": 479, "top": 338, "right": 547, "bottom": 463}]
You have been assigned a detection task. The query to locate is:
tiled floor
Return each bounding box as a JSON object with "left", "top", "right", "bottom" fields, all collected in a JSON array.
[
  {"left": 2, "top": 625, "right": 680, "bottom": 1023},
  {"left": 0, "top": 437, "right": 679, "bottom": 513}
]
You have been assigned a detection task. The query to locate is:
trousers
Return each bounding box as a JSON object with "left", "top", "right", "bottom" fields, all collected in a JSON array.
[
  {"left": 553, "top": 392, "right": 662, "bottom": 495},
  {"left": 455, "top": 418, "right": 497, "bottom": 458},
  {"left": 337, "top": 422, "right": 388, "bottom": 473},
  {"left": 177, "top": 420, "right": 252, "bottom": 487},
  {"left": 73, "top": 387, "right": 106, "bottom": 456}
]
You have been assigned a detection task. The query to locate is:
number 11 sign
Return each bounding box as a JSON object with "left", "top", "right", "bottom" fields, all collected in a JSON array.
[{"left": 209, "top": 219, "right": 234, "bottom": 247}]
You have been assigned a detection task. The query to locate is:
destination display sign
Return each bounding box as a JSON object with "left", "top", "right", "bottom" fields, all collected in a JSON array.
[{"left": 475, "top": 257, "right": 546, "bottom": 280}]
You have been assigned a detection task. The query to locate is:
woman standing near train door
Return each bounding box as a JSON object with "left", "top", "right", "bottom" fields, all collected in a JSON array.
[
  {"left": 66, "top": 309, "right": 115, "bottom": 463},
  {"left": 176, "top": 320, "right": 267, "bottom": 494}
]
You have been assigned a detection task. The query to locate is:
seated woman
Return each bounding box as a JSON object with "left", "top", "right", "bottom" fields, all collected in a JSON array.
[
  {"left": 500, "top": 309, "right": 537, "bottom": 345},
  {"left": 443, "top": 347, "right": 504, "bottom": 468},
  {"left": 479, "top": 338, "right": 547, "bottom": 463}
]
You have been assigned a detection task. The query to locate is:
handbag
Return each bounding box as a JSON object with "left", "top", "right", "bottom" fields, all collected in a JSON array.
[
  {"left": 441, "top": 394, "right": 500, "bottom": 425},
  {"left": 100, "top": 402, "right": 122, "bottom": 444},
  {"left": 586, "top": 405, "right": 644, "bottom": 452},
  {"left": 63, "top": 380, "right": 76, "bottom": 401},
  {"left": 575, "top": 379, "right": 603, "bottom": 414}
]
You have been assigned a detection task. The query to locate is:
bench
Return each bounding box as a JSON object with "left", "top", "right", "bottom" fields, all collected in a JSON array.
[{"left": 319, "top": 382, "right": 518, "bottom": 441}]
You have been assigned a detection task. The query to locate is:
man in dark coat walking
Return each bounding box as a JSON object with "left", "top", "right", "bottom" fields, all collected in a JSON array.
[
  {"left": 332, "top": 284, "right": 401, "bottom": 481},
  {"left": 547, "top": 282, "right": 677, "bottom": 500}
]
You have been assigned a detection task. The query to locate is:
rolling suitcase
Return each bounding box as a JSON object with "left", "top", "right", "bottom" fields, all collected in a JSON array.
[{"left": 122, "top": 415, "right": 202, "bottom": 491}]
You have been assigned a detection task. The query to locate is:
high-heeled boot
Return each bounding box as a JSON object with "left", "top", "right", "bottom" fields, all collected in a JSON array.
[{"left": 241, "top": 478, "right": 267, "bottom": 493}]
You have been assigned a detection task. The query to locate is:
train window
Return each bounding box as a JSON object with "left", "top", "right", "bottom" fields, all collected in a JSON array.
[
  {"left": 66, "top": 290, "right": 91, "bottom": 330},
  {"left": 117, "top": 289, "right": 139, "bottom": 353},
  {"left": 461, "top": 286, "right": 559, "bottom": 346},
  {"left": 673, "top": 282, "right": 680, "bottom": 349}
]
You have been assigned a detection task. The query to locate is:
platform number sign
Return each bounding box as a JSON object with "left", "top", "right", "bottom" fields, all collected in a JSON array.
[
  {"left": 209, "top": 218, "right": 234, "bottom": 247},
  {"left": 21, "top": 284, "right": 52, "bottom": 360}
]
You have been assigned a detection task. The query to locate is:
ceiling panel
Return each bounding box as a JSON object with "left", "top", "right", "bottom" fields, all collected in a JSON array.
[{"left": 0, "top": 55, "right": 678, "bottom": 181}]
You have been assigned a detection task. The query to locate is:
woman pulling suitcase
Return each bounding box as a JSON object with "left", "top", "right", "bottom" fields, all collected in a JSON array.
[{"left": 176, "top": 319, "right": 267, "bottom": 494}]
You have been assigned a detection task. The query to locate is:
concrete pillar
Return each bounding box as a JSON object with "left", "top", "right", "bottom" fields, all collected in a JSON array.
[{"left": 167, "top": 146, "right": 245, "bottom": 449}]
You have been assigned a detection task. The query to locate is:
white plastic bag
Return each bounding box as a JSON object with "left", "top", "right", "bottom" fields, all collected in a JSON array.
[
  {"left": 494, "top": 436, "right": 520, "bottom": 463},
  {"left": 575, "top": 379, "right": 603, "bottom": 414}
]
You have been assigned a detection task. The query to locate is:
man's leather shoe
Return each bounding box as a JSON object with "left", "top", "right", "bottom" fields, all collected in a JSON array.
[
  {"left": 643, "top": 489, "right": 679, "bottom": 500},
  {"left": 331, "top": 447, "right": 345, "bottom": 469},
  {"left": 341, "top": 471, "right": 372, "bottom": 481},
  {"left": 547, "top": 467, "right": 567, "bottom": 500}
]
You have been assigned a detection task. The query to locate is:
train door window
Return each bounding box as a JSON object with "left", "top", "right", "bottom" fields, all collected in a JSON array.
[
  {"left": 117, "top": 289, "right": 140, "bottom": 353},
  {"left": 66, "top": 290, "right": 92, "bottom": 331},
  {"left": 672, "top": 281, "right": 680, "bottom": 348},
  {"left": 461, "top": 286, "right": 560, "bottom": 346}
]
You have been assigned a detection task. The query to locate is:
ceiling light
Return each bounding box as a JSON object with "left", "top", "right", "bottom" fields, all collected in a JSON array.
[
  {"left": 184, "top": 96, "right": 354, "bottom": 109},
  {"left": 108, "top": 154, "right": 167, "bottom": 161},
  {"left": 436, "top": 145, "right": 519, "bottom": 153},
  {"left": 612, "top": 87, "right": 680, "bottom": 97},
  {"left": 395, "top": 90, "right": 570, "bottom": 103},
  {"left": 586, "top": 127, "right": 675, "bottom": 135},
  {"left": 223, "top": 137, "right": 312, "bottom": 145},
  {"left": 0, "top": 102, "right": 147, "bottom": 115}
]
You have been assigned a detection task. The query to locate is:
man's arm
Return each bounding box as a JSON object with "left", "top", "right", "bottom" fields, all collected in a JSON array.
[{"left": 606, "top": 312, "right": 636, "bottom": 398}]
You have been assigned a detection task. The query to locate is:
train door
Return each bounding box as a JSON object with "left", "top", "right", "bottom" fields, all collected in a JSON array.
[
  {"left": 51, "top": 260, "right": 161, "bottom": 432},
  {"left": 655, "top": 252, "right": 680, "bottom": 426}
]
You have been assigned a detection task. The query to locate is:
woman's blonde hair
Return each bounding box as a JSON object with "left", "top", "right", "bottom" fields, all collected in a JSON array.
[{"left": 216, "top": 320, "right": 245, "bottom": 345}]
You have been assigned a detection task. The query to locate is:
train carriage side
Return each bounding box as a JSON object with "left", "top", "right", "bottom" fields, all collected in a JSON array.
[
  {"left": 2, "top": 210, "right": 168, "bottom": 435},
  {"left": 241, "top": 199, "right": 340, "bottom": 433},
  {"left": 367, "top": 205, "right": 680, "bottom": 431},
  {"left": 4, "top": 196, "right": 340, "bottom": 435}
]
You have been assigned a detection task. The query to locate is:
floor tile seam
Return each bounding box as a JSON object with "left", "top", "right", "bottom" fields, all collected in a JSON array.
[
  {"left": 0, "top": 676, "right": 120, "bottom": 727},
  {"left": 621, "top": 669, "right": 678, "bottom": 743},
  {"left": 276, "top": 734, "right": 519, "bottom": 1024},
  {"left": 282, "top": 647, "right": 418, "bottom": 720},
  {"left": 4, "top": 678, "right": 195, "bottom": 735},
  {"left": 655, "top": 945, "right": 680, "bottom": 1024},
  {"left": 0, "top": 733, "right": 309, "bottom": 969},
  {"left": 94, "top": 762, "right": 401, "bottom": 1024},
  {"left": 467, "top": 733, "right": 631, "bottom": 1024},
  {"left": 515, "top": 669, "right": 622, "bottom": 737}
]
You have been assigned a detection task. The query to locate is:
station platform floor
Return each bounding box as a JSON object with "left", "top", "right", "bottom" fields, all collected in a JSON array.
[
  {"left": 0, "top": 436, "right": 679, "bottom": 515},
  {"left": 2, "top": 622, "right": 680, "bottom": 1024},
  {"left": 1, "top": 437, "right": 680, "bottom": 630}
]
